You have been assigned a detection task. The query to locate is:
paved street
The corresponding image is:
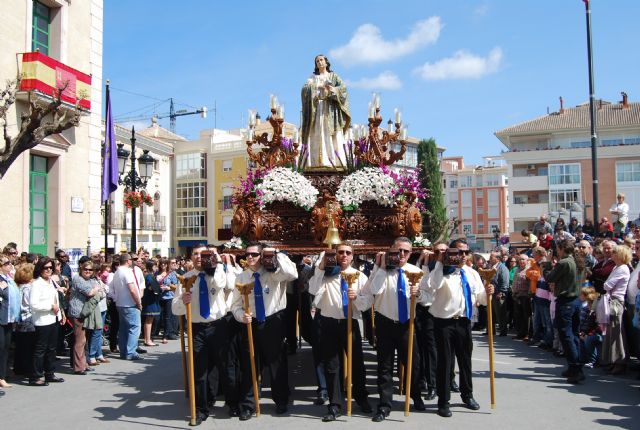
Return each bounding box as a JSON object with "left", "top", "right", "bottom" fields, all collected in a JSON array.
[{"left": 2, "top": 332, "right": 639, "bottom": 430}]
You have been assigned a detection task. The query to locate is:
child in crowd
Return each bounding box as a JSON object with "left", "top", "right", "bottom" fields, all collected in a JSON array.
[{"left": 579, "top": 286, "right": 601, "bottom": 368}]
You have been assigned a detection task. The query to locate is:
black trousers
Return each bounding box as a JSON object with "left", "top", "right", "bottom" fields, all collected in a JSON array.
[
  {"left": 492, "top": 295, "right": 509, "bottom": 334},
  {"left": 239, "top": 311, "right": 289, "bottom": 412},
  {"left": 309, "top": 307, "right": 327, "bottom": 395},
  {"left": 0, "top": 324, "right": 12, "bottom": 380},
  {"left": 433, "top": 317, "right": 473, "bottom": 407},
  {"left": 415, "top": 306, "right": 437, "bottom": 390},
  {"left": 374, "top": 312, "right": 420, "bottom": 413},
  {"left": 32, "top": 322, "right": 58, "bottom": 380},
  {"left": 192, "top": 319, "right": 229, "bottom": 416},
  {"left": 108, "top": 299, "right": 119, "bottom": 350},
  {"left": 223, "top": 313, "right": 242, "bottom": 407},
  {"left": 13, "top": 331, "right": 36, "bottom": 376},
  {"left": 320, "top": 315, "right": 368, "bottom": 409},
  {"left": 284, "top": 292, "right": 298, "bottom": 350}
]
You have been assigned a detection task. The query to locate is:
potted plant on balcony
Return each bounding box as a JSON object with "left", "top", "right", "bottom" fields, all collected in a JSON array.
[{"left": 123, "top": 191, "right": 154, "bottom": 209}]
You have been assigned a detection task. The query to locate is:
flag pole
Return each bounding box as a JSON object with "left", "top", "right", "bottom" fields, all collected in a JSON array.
[{"left": 103, "top": 80, "right": 110, "bottom": 256}]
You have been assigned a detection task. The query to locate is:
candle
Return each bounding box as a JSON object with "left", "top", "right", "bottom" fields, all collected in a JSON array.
[
  {"left": 270, "top": 94, "right": 276, "bottom": 110},
  {"left": 395, "top": 108, "right": 401, "bottom": 124},
  {"left": 248, "top": 109, "right": 255, "bottom": 127},
  {"left": 294, "top": 128, "right": 299, "bottom": 143},
  {"left": 368, "top": 102, "right": 374, "bottom": 119},
  {"left": 400, "top": 126, "right": 407, "bottom": 140},
  {"left": 375, "top": 93, "right": 381, "bottom": 109},
  {"left": 278, "top": 105, "right": 285, "bottom": 119}
]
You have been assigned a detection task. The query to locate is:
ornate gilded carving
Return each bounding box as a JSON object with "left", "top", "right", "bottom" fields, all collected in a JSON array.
[
  {"left": 354, "top": 108, "right": 407, "bottom": 167},
  {"left": 246, "top": 108, "right": 299, "bottom": 169}
]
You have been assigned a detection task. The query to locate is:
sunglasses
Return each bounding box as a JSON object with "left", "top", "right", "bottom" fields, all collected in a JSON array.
[
  {"left": 245, "top": 252, "right": 261, "bottom": 258},
  {"left": 337, "top": 250, "right": 352, "bottom": 256},
  {"left": 397, "top": 249, "right": 412, "bottom": 255},
  {"left": 82, "top": 267, "right": 94, "bottom": 271},
  {"left": 131, "top": 258, "right": 139, "bottom": 261},
  {"left": 43, "top": 266, "right": 53, "bottom": 270}
]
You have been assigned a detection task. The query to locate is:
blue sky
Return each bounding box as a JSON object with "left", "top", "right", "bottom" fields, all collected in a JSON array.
[{"left": 104, "top": 0, "right": 640, "bottom": 164}]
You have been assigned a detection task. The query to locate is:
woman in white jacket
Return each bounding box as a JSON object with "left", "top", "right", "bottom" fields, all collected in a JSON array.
[{"left": 29, "top": 257, "right": 65, "bottom": 386}]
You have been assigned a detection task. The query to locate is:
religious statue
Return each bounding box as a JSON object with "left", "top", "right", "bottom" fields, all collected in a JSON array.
[{"left": 301, "top": 54, "right": 351, "bottom": 169}]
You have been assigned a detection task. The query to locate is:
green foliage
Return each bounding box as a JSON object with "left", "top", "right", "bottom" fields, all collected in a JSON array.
[{"left": 417, "top": 138, "right": 449, "bottom": 242}]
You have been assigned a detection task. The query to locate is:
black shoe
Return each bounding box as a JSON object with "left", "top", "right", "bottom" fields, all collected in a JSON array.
[
  {"left": 228, "top": 405, "right": 240, "bottom": 417},
  {"left": 314, "top": 392, "right": 329, "bottom": 405},
  {"left": 462, "top": 396, "right": 480, "bottom": 410},
  {"left": 45, "top": 375, "right": 65, "bottom": 383},
  {"left": 191, "top": 411, "right": 207, "bottom": 426},
  {"left": 322, "top": 406, "right": 341, "bottom": 422},
  {"left": 437, "top": 405, "right": 452, "bottom": 418},
  {"left": 450, "top": 381, "right": 460, "bottom": 393},
  {"left": 275, "top": 403, "right": 288, "bottom": 415},
  {"left": 561, "top": 368, "right": 573, "bottom": 378},
  {"left": 239, "top": 409, "right": 253, "bottom": 421},
  {"left": 136, "top": 347, "right": 147, "bottom": 354},
  {"left": 567, "top": 370, "right": 585, "bottom": 384},
  {"left": 413, "top": 397, "right": 426, "bottom": 411},
  {"left": 356, "top": 398, "right": 373, "bottom": 413},
  {"left": 29, "top": 379, "right": 49, "bottom": 387},
  {"left": 424, "top": 388, "right": 436, "bottom": 401},
  {"left": 372, "top": 411, "right": 387, "bottom": 422},
  {"left": 207, "top": 400, "right": 215, "bottom": 414}
]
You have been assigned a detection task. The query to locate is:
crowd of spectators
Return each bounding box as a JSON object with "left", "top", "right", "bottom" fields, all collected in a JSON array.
[{"left": 0, "top": 243, "right": 188, "bottom": 389}]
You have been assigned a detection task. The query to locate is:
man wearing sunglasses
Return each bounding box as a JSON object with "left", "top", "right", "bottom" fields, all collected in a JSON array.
[
  {"left": 420, "top": 239, "right": 490, "bottom": 418},
  {"left": 172, "top": 244, "right": 234, "bottom": 425},
  {"left": 230, "top": 242, "right": 298, "bottom": 421},
  {"left": 367, "top": 237, "right": 427, "bottom": 422},
  {"left": 308, "top": 244, "right": 371, "bottom": 421}
]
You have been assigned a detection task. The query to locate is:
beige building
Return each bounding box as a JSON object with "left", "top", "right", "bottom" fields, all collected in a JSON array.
[
  {"left": 0, "top": 0, "right": 104, "bottom": 255},
  {"left": 495, "top": 96, "right": 640, "bottom": 238},
  {"left": 441, "top": 156, "right": 509, "bottom": 251}
]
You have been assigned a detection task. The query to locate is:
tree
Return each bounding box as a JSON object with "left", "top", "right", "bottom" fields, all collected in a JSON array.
[
  {"left": 417, "top": 138, "right": 455, "bottom": 243},
  {"left": 0, "top": 78, "right": 82, "bottom": 179}
]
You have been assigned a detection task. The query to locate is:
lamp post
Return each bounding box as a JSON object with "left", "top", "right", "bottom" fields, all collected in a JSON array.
[
  {"left": 117, "top": 127, "right": 156, "bottom": 253},
  {"left": 492, "top": 227, "right": 501, "bottom": 248}
]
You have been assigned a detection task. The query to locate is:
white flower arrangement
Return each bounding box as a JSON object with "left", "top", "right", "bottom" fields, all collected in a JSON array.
[
  {"left": 223, "top": 236, "right": 246, "bottom": 249},
  {"left": 256, "top": 167, "right": 319, "bottom": 210},
  {"left": 335, "top": 167, "right": 395, "bottom": 210},
  {"left": 412, "top": 234, "right": 431, "bottom": 247}
]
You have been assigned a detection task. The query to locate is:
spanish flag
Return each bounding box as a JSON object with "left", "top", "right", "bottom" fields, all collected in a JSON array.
[{"left": 20, "top": 51, "right": 91, "bottom": 110}]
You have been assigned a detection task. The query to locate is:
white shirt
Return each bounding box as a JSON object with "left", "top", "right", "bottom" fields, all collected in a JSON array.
[
  {"left": 367, "top": 263, "right": 428, "bottom": 322},
  {"left": 610, "top": 202, "right": 630, "bottom": 223},
  {"left": 172, "top": 265, "right": 232, "bottom": 323},
  {"left": 111, "top": 266, "right": 137, "bottom": 307},
  {"left": 231, "top": 253, "right": 298, "bottom": 323},
  {"left": 627, "top": 261, "right": 640, "bottom": 305},
  {"left": 133, "top": 265, "right": 145, "bottom": 296},
  {"left": 308, "top": 266, "right": 368, "bottom": 320},
  {"left": 421, "top": 262, "right": 487, "bottom": 319},
  {"left": 30, "top": 277, "right": 62, "bottom": 326}
]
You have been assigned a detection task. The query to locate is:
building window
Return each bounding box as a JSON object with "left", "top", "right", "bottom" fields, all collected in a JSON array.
[
  {"left": 32, "top": 1, "right": 51, "bottom": 55},
  {"left": 488, "top": 206, "right": 499, "bottom": 218},
  {"left": 476, "top": 176, "right": 483, "bottom": 187},
  {"left": 601, "top": 138, "right": 623, "bottom": 147},
  {"left": 449, "top": 179, "right": 458, "bottom": 189},
  {"left": 624, "top": 137, "right": 640, "bottom": 145},
  {"left": 549, "top": 189, "right": 581, "bottom": 213},
  {"left": 571, "top": 141, "right": 590, "bottom": 148},
  {"left": 176, "top": 182, "right": 206, "bottom": 209},
  {"left": 176, "top": 153, "right": 206, "bottom": 180},
  {"left": 549, "top": 163, "right": 580, "bottom": 185},
  {"left": 223, "top": 216, "right": 232, "bottom": 229},
  {"left": 461, "top": 207, "right": 472, "bottom": 219},
  {"left": 221, "top": 187, "right": 233, "bottom": 211},
  {"left": 460, "top": 175, "right": 472, "bottom": 187},
  {"left": 222, "top": 160, "right": 232, "bottom": 172},
  {"left": 477, "top": 223, "right": 484, "bottom": 234},
  {"left": 616, "top": 161, "right": 640, "bottom": 183},
  {"left": 462, "top": 224, "right": 472, "bottom": 235},
  {"left": 485, "top": 174, "right": 501, "bottom": 186},
  {"left": 176, "top": 211, "right": 207, "bottom": 237}
]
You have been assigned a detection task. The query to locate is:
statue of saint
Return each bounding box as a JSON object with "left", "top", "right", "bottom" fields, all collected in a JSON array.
[{"left": 301, "top": 54, "right": 351, "bottom": 169}]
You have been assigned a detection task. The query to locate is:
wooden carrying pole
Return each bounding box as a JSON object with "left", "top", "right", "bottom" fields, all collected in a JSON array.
[
  {"left": 341, "top": 271, "right": 359, "bottom": 417},
  {"left": 179, "top": 276, "right": 198, "bottom": 426},
  {"left": 479, "top": 268, "right": 497, "bottom": 409},
  {"left": 404, "top": 271, "right": 423, "bottom": 417},
  {"left": 179, "top": 316, "right": 188, "bottom": 398},
  {"left": 239, "top": 283, "right": 260, "bottom": 417}
]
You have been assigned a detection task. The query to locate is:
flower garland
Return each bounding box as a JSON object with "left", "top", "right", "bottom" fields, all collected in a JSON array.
[
  {"left": 123, "top": 191, "right": 154, "bottom": 209},
  {"left": 335, "top": 167, "right": 395, "bottom": 211},
  {"left": 255, "top": 167, "right": 319, "bottom": 210},
  {"left": 232, "top": 168, "right": 268, "bottom": 206}
]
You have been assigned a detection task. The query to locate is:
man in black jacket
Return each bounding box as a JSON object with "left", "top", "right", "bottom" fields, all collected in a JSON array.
[{"left": 488, "top": 251, "right": 509, "bottom": 336}]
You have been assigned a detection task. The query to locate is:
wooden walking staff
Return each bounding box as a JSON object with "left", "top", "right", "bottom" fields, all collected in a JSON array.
[
  {"left": 178, "top": 316, "right": 188, "bottom": 398},
  {"left": 177, "top": 275, "right": 198, "bottom": 426},
  {"left": 341, "top": 271, "right": 360, "bottom": 417},
  {"left": 403, "top": 270, "right": 423, "bottom": 417},
  {"left": 479, "top": 268, "right": 497, "bottom": 409},
  {"left": 237, "top": 281, "right": 261, "bottom": 417}
]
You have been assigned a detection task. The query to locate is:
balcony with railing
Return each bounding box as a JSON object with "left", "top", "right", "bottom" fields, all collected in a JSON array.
[{"left": 109, "top": 212, "right": 166, "bottom": 231}]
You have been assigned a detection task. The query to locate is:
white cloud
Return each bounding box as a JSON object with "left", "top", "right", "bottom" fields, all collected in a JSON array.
[
  {"left": 346, "top": 72, "right": 402, "bottom": 90},
  {"left": 329, "top": 17, "right": 443, "bottom": 66},
  {"left": 414, "top": 47, "right": 503, "bottom": 80}
]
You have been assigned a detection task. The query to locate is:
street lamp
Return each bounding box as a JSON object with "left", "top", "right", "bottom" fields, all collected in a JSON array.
[
  {"left": 492, "top": 226, "right": 501, "bottom": 248},
  {"left": 116, "top": 127, "right": 156, "bottom": 253}
]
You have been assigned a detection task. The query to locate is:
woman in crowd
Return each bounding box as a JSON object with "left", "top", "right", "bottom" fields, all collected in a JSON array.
[
  {"left": 554, "top": 217, "right": 568, "bottom": 232},
  {"left": 87, "top": 263, "right": 109, "bottom": 366},
  {"left": 598, "top": 245, "right": 631, "bottom": 374},
  {"left": 51, "top": 257, "right": 69, "bottom": 356},
  {"left": 1, "top": 255, "right": 21, "bottom": 388},
  {"left": 30, "top": 257, "right": 65, "bottom": 386},
  {"left": 13, "top": 263, "right": 36, "bottom": 378},
  {"left": 568, "top": 217, "right": 581, "bottom": 235},
  {"left": 157, "top": 258, "right": 178, "bottom": 343},
  {"left": 68, "top": 260, "right": 101, "bottom": 374},
  {"left": 142, "top": 260, "right": 161, "bottom": 347},
  {"left": 583, "top": 219, "right": 596, "bottom": 237}
]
